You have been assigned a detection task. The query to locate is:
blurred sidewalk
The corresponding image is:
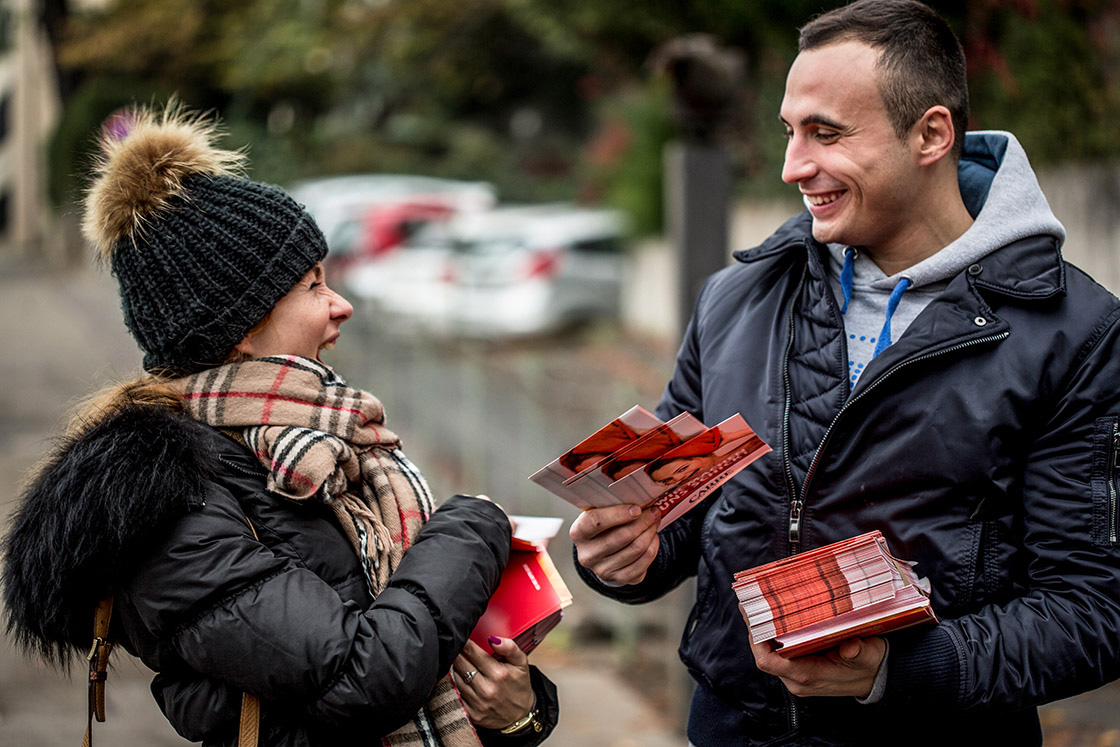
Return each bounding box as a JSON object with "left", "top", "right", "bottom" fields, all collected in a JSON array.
[{"left": 0, "top": 255, "right": 682, "bottom": 745}]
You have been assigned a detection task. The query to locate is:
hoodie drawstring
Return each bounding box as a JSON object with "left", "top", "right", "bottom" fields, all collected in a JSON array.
[
  {"left": 839, "top": 247, "right": 856, "bottom": 315},
  {"left": 873, "top": 276, "right": 912, "bottom": 358}
]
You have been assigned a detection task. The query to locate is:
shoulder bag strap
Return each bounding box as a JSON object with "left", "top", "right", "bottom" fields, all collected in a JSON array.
[
  {"left": 238, "top": 514, "right": 263, "bottom": 747},
  {"left": 81, "top": 595, "right": 113, "bottom": 747}
]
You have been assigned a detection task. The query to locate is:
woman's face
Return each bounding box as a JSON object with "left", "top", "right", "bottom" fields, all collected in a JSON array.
[
  {"left": 648, "top": 457, "right": 704, "bottom": 485},
  {"left": 235, "top": 263, "right": 354, "bottom": 361}
]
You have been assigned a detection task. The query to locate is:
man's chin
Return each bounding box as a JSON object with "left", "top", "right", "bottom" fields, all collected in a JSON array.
[{"left": 810, "top": 219, "right": 847, "bottom": 248}]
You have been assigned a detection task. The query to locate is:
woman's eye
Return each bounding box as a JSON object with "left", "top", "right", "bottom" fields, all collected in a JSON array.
[{"left": 309, "top": 282, "right": 323, "bottom": 290}]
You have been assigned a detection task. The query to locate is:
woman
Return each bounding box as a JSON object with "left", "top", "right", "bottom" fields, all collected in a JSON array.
[{"left": 1, "top": 105, "right": 557, "bottom": 746}]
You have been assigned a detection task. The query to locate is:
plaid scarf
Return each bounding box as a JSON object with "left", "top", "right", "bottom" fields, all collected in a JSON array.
[{"left": 174, "top": 355, "right": 480, "bottom": 747}]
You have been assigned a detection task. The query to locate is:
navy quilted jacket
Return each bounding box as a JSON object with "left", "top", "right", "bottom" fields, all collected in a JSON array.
[{"left": 578, "top": 204, "right": 1120, "bottom": 743}]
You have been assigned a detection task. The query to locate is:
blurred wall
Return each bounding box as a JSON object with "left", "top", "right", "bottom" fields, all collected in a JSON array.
[{"left": 1039, "top": 164, "right": 1120, "bottom": 295}]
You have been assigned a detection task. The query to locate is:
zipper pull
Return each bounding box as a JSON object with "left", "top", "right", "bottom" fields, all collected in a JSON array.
[
  {"left": 1112, "top": 422, "right": 1119, "bottom": 468},
  {"left": 789, "top": 500, "right": 803, "bottom": 548}
]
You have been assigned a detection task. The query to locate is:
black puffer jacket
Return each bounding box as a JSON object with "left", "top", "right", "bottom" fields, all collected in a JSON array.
[
  {"left": 578, "top": 211, "right": 1120, "bottom": 743},
  {"left": 3, "top": 406, "right": 557, "bottom": 746}
]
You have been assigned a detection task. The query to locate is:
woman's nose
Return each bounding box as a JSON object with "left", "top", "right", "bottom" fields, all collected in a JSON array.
[{"left": 331, "top": 288, "right": 354, "bottom": 322}]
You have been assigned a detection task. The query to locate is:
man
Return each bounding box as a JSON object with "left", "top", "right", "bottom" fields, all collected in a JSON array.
[{"left": 570, "top": 1, "right": 1120, "bottom": 745}]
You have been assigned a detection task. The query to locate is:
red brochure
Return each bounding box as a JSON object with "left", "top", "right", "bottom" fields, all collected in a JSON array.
[{"left": 469, "top": 517, "right": 573, "bottom": 654}]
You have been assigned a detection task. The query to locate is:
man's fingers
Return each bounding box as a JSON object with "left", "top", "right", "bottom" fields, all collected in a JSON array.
[
  {"left": 570, "top": 504, "right": 644, "bottom": 542},
  {"left": 594, "top": 521, "right": 660, "bottom": 576},
  {"left": 837, "top": 639, "right": 862, "bottom": 661},
  {"left": 573, "top": 508, "right": 658, "bottom": 561}
]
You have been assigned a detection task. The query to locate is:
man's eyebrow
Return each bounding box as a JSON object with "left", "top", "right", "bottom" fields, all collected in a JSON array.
[{"left": 778, "top": 113, "right": 847, "bottom": 131}]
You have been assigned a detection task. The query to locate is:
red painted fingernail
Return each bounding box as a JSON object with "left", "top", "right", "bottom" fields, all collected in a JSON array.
[{"left": 489, "top": 636, "right": 501, "bottom": 645}]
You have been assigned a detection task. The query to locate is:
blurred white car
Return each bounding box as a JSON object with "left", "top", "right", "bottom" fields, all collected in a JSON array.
[
  {"left": 287, "top": 174, "right": 496, "bottom": 279},
  {"left": 353, "top": 204, "right": 627, "bottom": 338}
]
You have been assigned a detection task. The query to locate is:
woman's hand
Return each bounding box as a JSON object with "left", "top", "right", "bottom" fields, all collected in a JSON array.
[
  {"left": 473, "top": 494, "right": 517, "bottom": 535},
  {"left": 453, "top": 637, "right": 534, "bottom": 730}
]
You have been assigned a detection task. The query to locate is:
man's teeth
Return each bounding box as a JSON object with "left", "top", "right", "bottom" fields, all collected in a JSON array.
[{"left": 805, "top": 192, "right": 843, "bottom": 206}]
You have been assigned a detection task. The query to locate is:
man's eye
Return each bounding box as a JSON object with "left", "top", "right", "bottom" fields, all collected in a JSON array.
[
  {"left": 782, "top": 128, "right": 794, "bottom": 139},
  {"left": 816, "top": 130, "right": 840, "bottom": 142},
  {"left": 309, "top": 282, "right": 323, "bottom": 290}
]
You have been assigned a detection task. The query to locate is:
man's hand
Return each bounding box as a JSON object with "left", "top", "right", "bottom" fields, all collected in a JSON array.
[
  {"left": 747, "top": 632, "right": 886, "bottom": 698},
  {"left": 570, "top": 504, "right": 661, "bottom": 585}
]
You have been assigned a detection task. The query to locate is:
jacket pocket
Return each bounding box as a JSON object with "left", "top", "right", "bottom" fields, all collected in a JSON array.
[{"left": 1090, "top": 415, "right": 1120, "bottom": 547}]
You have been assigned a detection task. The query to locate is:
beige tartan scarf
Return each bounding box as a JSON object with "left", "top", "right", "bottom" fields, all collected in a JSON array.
[{"left": 174, "top": 355, "right": 480, "bottom": 747}]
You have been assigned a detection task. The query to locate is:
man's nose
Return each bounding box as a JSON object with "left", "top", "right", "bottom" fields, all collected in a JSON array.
[{"left": 781, "top": 137, "right": 816, "bottom": 184}]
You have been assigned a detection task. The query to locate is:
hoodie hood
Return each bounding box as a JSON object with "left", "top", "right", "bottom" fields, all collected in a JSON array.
[{"left": 831, "top": 130, "right": 1065, "bottom": 292}]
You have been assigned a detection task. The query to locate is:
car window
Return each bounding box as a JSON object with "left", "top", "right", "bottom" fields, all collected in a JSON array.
[{"left": 572, "top": 237, "right": 623, "bottom": 254}]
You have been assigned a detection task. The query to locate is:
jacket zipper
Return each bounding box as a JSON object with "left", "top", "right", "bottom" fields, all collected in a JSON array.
[
  {"left": 778, "top": 267, "right": 809, "bottom": 737},
  {"left": 1110, "top": 420, "right": 1119, "bottom": 545},
  {"left": 782, "top": 268, "right": 809, "bottom": 554},
  {"left": 217, "top": 454, "right": 266, "bottom": 479}
]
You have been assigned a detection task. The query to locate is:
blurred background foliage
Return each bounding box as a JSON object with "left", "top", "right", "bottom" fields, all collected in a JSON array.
[{"left": 44, "top": 0, "right": 1120, "bottom": 235}]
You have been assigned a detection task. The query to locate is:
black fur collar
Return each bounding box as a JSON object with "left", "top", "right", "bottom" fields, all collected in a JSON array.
[{"left": 2, "top": 405, "right": 217, "bottom": 664}]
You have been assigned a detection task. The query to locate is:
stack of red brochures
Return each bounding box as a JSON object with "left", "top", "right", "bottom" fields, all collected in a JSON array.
[
  {"left": 529, "top": 406, "right": 770, "bottom": 527},
  {"left": 469, "top": 516, "right": 573, "bottom": 654},
  {"left": 732, "top": 530, "right": 938, "bottom": 658}
]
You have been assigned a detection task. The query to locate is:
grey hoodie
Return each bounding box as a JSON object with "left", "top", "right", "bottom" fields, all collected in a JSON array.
[{"left": 825, "top": 130, "right": 1066, "bottom": 388}]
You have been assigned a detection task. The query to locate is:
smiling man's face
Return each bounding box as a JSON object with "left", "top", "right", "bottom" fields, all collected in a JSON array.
[{"left": 780, "top": 40, "right": 923, "bottom": 258}]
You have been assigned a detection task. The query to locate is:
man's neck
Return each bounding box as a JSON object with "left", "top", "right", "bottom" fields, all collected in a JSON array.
[{"left": 865, "top": 179, "right": 975, "bottom": 277}]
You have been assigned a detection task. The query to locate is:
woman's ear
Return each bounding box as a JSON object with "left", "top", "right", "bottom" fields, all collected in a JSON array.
[{"left": 233, "top": 333, "right": 256, "bottom": 358}]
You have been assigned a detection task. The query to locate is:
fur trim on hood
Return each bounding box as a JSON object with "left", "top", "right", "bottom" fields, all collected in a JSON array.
[{"left": 2, "top": 406, "right": 215, "bottom": 665}]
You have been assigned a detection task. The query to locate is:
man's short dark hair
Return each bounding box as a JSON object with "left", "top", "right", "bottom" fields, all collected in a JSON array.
[{"left": 799, "top": 0, "right": 969, "bottom": 158}]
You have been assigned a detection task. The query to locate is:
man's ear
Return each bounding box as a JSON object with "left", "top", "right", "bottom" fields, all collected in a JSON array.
[{"left": 913, "top": 105, "right": 956, "bottom": 167}]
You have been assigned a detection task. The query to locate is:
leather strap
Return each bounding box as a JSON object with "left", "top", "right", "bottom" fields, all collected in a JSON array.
[
  {"left": 238, "top": 515, "right": 262, "bottom": 747},
  {"left": 239, "top": 693, "right": 261, "bottom": 747},
  {"left": 83, "top": 596, "right": 114, "bottom": 747}
]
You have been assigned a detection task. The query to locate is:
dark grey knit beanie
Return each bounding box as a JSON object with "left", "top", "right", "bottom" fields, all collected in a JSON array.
[{"left": 82, "top": 105, "right": 327, "bottom": 374}]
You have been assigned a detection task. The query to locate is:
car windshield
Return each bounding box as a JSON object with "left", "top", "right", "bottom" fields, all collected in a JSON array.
[{"left": 406, "top": 223, "right": 453, "bottom": 249}]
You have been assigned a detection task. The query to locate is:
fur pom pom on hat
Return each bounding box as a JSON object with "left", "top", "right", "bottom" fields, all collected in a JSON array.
[{"left": 82, "top": 103, "right": 327, "bottom": 374}]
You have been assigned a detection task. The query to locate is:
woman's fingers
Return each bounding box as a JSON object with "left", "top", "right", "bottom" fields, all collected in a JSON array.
[
  {"left": 487, "top": 635, "right": 528, "bottom": 666},
  {"left": 453, "top": 637, "right": 534, "bottom": 729}
]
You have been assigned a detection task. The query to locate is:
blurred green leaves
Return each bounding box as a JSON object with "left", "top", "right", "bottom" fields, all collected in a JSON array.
[{"left": 45, "top": 0, "right": 1120, "bottom": 230}]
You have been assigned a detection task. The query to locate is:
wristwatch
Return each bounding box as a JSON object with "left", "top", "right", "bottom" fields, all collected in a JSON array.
[{"left": 498, "top": 707, "right": 543, "bottom": 735}]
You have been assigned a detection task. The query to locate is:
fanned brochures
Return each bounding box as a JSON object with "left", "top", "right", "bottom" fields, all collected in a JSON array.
[
  {"left": 530, "top": 406, "right": 771, "bottom": 526},
  {"left": 732, "top": 530, "right": 938, "bottom": 658}
]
